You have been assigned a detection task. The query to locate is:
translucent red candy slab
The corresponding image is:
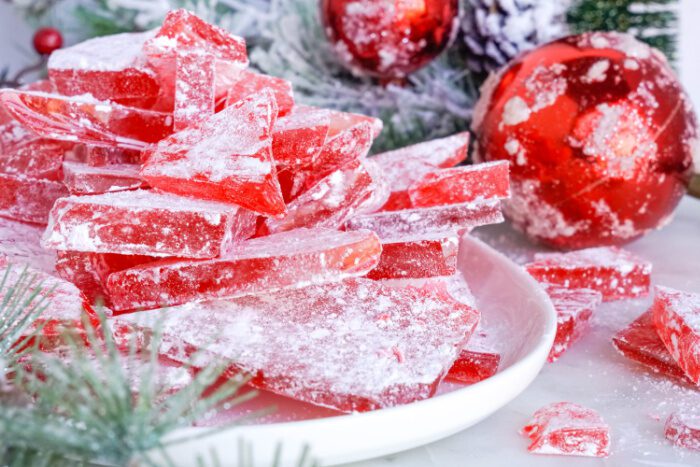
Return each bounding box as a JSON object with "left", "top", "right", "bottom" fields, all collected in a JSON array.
[
  {"left": 612, "top": 310, "right": 690, "bottom": 383},
  {"left": 446, "top": 329, "right": 501, "bottom": 384},
  {"left": 174, "top": 49, "right": 215, "bottom": 131},
  {"left": 652, "top": 286, "right": 700, "bottom": 386},
  {"left": 522, "top": 402, "right": 611, "bottom": 457},
  {"left": 408, "top": 161, "right": 510, "bottom": 209},
  {"left": 141, "top": 91, "right": 285, "bottom": 216},
  {"left": 225, "top": 70, "right": 294, "bottom": 116},
  {"left": 344, "top": 199, "right": 504, "bottom": 240},
  {"left": 0, "top": 142, "right": 65, "bottom": 181},
  {"left": 42, "top": 190, "right": 256, "bottom": 259},
  {"left": 356, "top": 158, "right": 390, "bottom": 215},
  {"left": 545, "top": 286, "right": 602, "bottom": 362},
  {"left": 272, "top": 106, "right": 329, "bottom": 170},
  {"left": 47, "top": 31, "right": 160, "bottom": 108},
  {"left": 0, "top": 258, "right": 96, "bottom": 342},
  {"left": 366, "top": 236, "right": 458, "bottom": 280},
  {"left": 665, "top": 412, "right": 700, "bottom": 451},
  {"left": 111, "top": 277, "right": 479, "bottom": 412},
  {"left": 264, "top": 159, "right": 373, "bottom": 234},
  {"left": 63, "top": 162, "right": 145, "bottom": 195},
  {"left": 0, "top": 174, "right": 68, "bottom": 225},
  {"left": 79, "top": 145, "right": 142, "bottom": 166},
  {"left": 371, "top": 132, "right": 470, "bottom": 211},
  {"left": 105, "top": 228, "right": 381, "bottom": 311},
  {"left": 525, "top": 247, "right": 652, "bottom": 301},
  {"left": 0, "top": 219, "right": 56, "bottom": 273},
  {"left": 0, "top": 90, "right": 173, "bottom": 150}
]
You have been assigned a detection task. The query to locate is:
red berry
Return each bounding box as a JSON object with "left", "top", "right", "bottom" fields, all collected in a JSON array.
[{"left": 33, "top": 28, "right": 63, "bottom": 56}]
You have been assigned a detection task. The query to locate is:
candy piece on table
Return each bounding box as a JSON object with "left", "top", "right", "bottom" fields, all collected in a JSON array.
[
  {"left": 665, "top": 412, "right": 700, "bottom": 451},
  {"left": 545, "top": 285, "right": 602, "bottom": 362},
  {"left": 111, "top": 277, "right": 479, "bottom": 412},
  {"left": 525, "top": 247, "right": 652, "bottom": 301},
  {"left": 42, "top": 190, "right": 256, "bottom": 259},
  {"left": 140, "top": 91, "right": 285, "bottom": 216},
  {"left": 652, "top": 286, "right": 700, "bottom": 386},
  {"left": 264, "top": 159, "right": 374, "bottom": 234},
  {"left": 0, "top": 90, "right": 173, "bottom": 150},
  {"left": 80, "top": 145, "right": 143, "bottom": 166},
  {"left": 0, "top": 174, "right": 68, "bottom": 225},
  {"left": 0, "top": 218, "right": 56, "bottom": 273},
  {"left": 174, "top": 49, "right": 215, "bottom": 131},
  {"left": 344, "top": 199, "right": 504, "bottom": 240},
  {"left": 63, "top": 162, "right": 145, "bottom": 195},
  {"left": 366, "top": 236, "right": 458, "bottom": 280},
  {"left": 447, "top": 329, "right": 501, "bottom": 384},
  {"left": 371, "top": 132, "right": 470, "bottom": 211},
  {"left": 272, "top": 106, "right": 330, "bottom": 170},
  {"left": 47, "top": 31, "right": 160, "bottom": 108},
  {"left": 0, "top": 258, "right": 98, "bottom": 346},
  {"left": 612, "top": 310, "right": 690, "bottom": 384},
  {"left": 408, "top": 161, "right": 511, "bottom": 208},
  {"left": 106, "top": 228, "right": 381, "bottom": 311},
  {"left": 522, "top": 402, "right": 611, "bottom": 457},
  {"left": 224, "top": 70, "right": 294, "bottom": 116}
]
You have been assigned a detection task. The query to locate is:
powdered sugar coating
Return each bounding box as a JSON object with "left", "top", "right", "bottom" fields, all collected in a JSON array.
[
  {"left": 522, "top": 402, "right": 611, "bottom": 457},
  {"left": 272, "top": 106, "right": 330, "bottom": 169},
  {"left": 105, "top": 228, "right": 382, "bottom": 311},
  {"left": 0, "top": 218, "right": 56, "bottom": 273},
  {"left": 141, "top": 91, "right": 285, "bottom": 216},
  {"left": 42, "top": 190, "right": 256, "bottom": 259},
  {"left": 652, "top": 286, "right": 700, "bottom": 386},
  {"left": 526, "top": 247, "right": 652, "bottom": 301},
  {"left": 112, "top": 277, "right": 479, "bottom": 412},
  {"left": 173, "top": 49, "right": 215, "bottom": 131},
  {"left": 0, "top": 174, "right": 68, "bottom": 225},
  {"left": 665, "top": 412, "right": 700, "bottom": 451}
]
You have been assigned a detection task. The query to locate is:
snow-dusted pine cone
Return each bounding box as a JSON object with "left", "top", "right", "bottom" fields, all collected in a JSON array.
[{"left": 462, "top": 0, "right": 570, "bottom": 73}]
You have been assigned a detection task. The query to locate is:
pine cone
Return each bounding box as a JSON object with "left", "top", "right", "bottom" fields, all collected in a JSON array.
[{"left": 462, "top": 0, "right": 570, "bottom": 73}]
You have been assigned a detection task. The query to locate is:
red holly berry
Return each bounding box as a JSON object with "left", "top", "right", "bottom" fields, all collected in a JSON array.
[{"left": 33, "top": 28, "right": 63, "bottom": 56}]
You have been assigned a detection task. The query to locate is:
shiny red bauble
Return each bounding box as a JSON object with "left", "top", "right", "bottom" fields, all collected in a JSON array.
[
  {"left": 321, "top": 0, "right": 459, "bottom": 79},
  {"left": 33, "top": 27, "right": 63, "bottom": 56},
  {"left": 473, "top": 32, "right": 697, "bottom": 249}
]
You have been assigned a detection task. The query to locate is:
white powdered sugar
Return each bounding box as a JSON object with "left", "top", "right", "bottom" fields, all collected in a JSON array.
[
  {"left": 582, "top": 60, "right": 610, "bottom": 83},
  {"left": 501, "top": 96, "right": 531, "bottom": 126}
]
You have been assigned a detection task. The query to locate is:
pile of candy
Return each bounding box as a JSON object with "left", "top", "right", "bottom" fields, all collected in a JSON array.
[{"left": 0, "top": 10, "right": 508, "bottom": 414}]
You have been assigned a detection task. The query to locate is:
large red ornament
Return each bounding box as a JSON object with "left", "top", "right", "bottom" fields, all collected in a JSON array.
[
  {"left": 321, "top": 0, "right": 459, "bottom": 79},
  {"left": 473, "top": 32, "right": 697, "bottom": 249}
]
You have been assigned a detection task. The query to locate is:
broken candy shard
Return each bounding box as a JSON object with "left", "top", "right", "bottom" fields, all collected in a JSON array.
[
  {"left": 111, "top": 278, "right": 479, "bottom": 412},
  {"left": 0, "top": 174, "right": 68, "bottom": 225},
  {"left": 366, "top": 236, "right": 458, "bottom": 281},
  {"left": 525, "top": 247, "right": 652, "bottom": 301},
  {"left": 545, "top": 285, "right": 602, "bottom": 362},
  {"left": 272, "top": 106, "right": 330, "bottom": 170},
  {"left": 0, "top": 90, "right": 173, "bottom": 150},
  {"left": 105, "top": 228, "right": 382, "bottom": 311},
  {"left": 665, "top": 412, "right": 700, "bottom": 451},
  {"left": 344, "top": 199, "right": 504, "bottom": 240},
  {"left": 42, "top": 190, "right": 256, "bottom": 259},
  {"left": 446, "top": 328, "right": 500, "bottom": 384},
  {"left": 371, "top": 132, "right": 470, "bottom": 211},
  {"left": 264, "top": 159, "right": 374, "bottom": 234},
  {"left": 141, "top": 91, "right": 285, "bottom": 216},
  {"left": 174, "top": 49, "right": 215, "bottom": 131},
  {"left": 0, "top": 143, "right": 66, "bottom": 181},
  {"left": 0, "top": 218, "right": 56, "bottom": 273},
  {"left": 612, "top": 310, "right": 690, "bottom": 384},
  {"left": 652, "top": 286, "right": 700, "bottom": 386},
  {"left": 47, "top": 31, "right": 160, "bottom": 108},
  {"left": 408, "top": 161, "right": 511, "bottom": 208},
  {"left": 326, "top": 108, "right": 383, "bottom": 139},
  {"left": 522, "top": 402, "right": 611, "bottom": 457},
  {"left": 63, "top": 162, "right": 145, "bottom": 195},
  {"left": 225, "top": 70, "right": 294, "bottom": 116},
  {"left": 0, "top": 259, "right": 96, "bottom": 342}
]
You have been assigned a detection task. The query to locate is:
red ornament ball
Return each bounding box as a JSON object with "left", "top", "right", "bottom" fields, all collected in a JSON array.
[
  {"left": 473, "top": 32, "right": 698, "bottom": 250},
  {"left": 33, "top": 27, "right": 63, "bottom": 56},
  {"left": 321, "top": 0, "right": 459, "bottom": 79}
]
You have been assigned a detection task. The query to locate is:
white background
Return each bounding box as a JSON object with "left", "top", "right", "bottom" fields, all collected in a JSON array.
[{"left": 1, "top": 2, "right": 700, "bottom": 467}]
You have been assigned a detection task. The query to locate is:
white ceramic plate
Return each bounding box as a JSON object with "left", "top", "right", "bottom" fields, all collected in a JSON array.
[{"left": 158, "top": 235, "right": 557, "bottom": 466}]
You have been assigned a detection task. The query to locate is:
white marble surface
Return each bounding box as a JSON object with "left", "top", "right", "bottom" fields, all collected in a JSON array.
[{"left": 1, "top": 2, "right": 700, "bottom": 466}]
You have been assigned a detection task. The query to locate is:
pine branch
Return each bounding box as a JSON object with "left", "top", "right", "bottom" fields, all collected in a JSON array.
[{"left": 568, "top": 0, "right": 679, "bottom": 62}]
